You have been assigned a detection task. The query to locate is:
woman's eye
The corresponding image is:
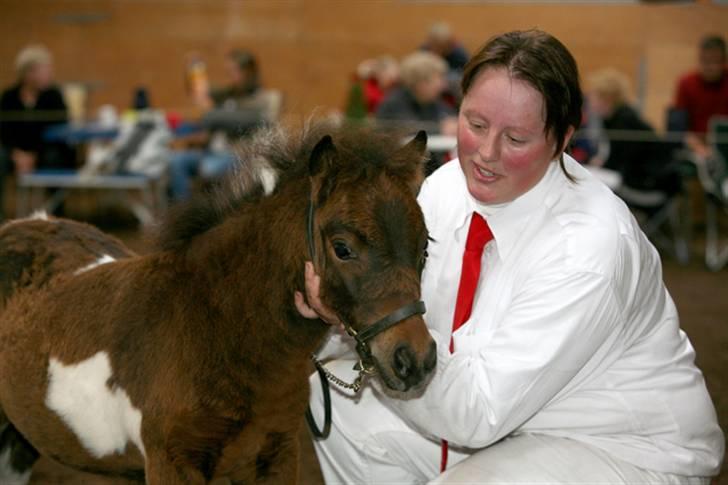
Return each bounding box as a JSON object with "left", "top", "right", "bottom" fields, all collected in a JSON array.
[
  {"left": 507, "top": 135, "right": 524, "bottom": 144},
  {"left": 333, "top": 241, "right": 354, "bottom": 261}
]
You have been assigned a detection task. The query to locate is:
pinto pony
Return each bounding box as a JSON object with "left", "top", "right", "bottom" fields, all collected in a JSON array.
[{"left": 0, "top": 125, "right": 437, "bottom": 484}]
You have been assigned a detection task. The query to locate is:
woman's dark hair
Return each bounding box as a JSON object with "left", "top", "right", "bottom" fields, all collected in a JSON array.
[
  {"left": 462, "top": 30, "right": 582, "bottom": 180},
  {"left": 228, "top": 49, "right": 260, "bottom": 95}
]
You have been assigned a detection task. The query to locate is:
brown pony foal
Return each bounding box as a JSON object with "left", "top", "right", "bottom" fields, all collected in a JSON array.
[{"left": 0, "top": 125, "right": 436, "bottom": 484}]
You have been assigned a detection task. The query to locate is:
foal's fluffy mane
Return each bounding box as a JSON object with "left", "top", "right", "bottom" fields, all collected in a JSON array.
[{"left": 156, "top": 121, "right": 422, "bottom": 251}]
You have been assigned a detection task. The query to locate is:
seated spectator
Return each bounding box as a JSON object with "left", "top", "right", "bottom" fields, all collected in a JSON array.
[
  {"left": 421, "top": 22, "right": 469, "bottom": 73},
  {"left": 588, "top": 68, "right": 678, "bottom": 194},
  {"left": 674, "top": 35, "right": 728, "bottom": 159},
  {"left": 356, "top": 55, "right": 400, "bottom": 115},
  {"left": 376, "top": 52, "right": 457, "bottom": 174},
  {"left": 0, "top": 45, "right": 72, "bottom": 218},
  {"left": 376, "top": 51, "right": 456, "bottom": 134},
  {"left": 169, "top": 49, "right": 265, "bottom": 202},
  {"left": 421, "top": 22, "right": 469, "bottom": 106}
]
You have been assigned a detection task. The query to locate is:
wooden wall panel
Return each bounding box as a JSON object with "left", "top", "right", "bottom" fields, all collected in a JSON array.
[{"left": 0, "top": 1, "right": 726, "bottom": 127}]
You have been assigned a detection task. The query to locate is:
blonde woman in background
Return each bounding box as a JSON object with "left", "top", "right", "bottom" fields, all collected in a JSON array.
[
  {"left": 376, "top": 51, "right": 456, "bottom": 136},
  {"left": 588, "top": 68, "right": 680, "bottom": 193},
  {"left": 0, "top": 45, "right": 72, "bottom": 219}
]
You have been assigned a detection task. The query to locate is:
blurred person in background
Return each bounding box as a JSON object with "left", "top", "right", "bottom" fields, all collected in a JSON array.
[
  {"left": 421, "top": 21, "right": 469, "bottom": 73},
  {"left": 376, "top": 51, "right": 456, "bottom": 134},
  {"left": 673, "top": 35, "right": 728, "bottom": 159},
  {"left": 376, "top": 51, "right": 457, "bottom": 174},
  {"left": 357, "top": 55, "right": 400, "bottom": 115},
  {"left": 0, "top": 45, "right": 72, "bottom": 219},
  {"left": 169, "top": 49, "right": 264, "bottom": 202},
  {"left": 588, "top": 68, "right": 679, "bottom": 193},
  {"left": 421, "top": 22, "right": 470, "bottom": 106}
]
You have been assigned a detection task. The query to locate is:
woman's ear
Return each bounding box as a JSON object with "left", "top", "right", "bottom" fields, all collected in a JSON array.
[{"left": 559, "top": 125, "right": 576, "bottom": 155}]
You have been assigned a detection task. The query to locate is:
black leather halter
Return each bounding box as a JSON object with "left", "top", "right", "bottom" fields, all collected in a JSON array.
[{"left": 304, "top": 192, "right": 426, "bottom": 438}]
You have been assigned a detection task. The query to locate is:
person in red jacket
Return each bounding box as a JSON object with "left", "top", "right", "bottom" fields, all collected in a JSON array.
[{"left": 674, "top": 35, "right": 728, "bottom": 158}]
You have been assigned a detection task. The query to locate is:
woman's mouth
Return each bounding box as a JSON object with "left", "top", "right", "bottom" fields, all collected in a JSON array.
[{"left": 473, "top": 163, "right": 500, "bottom": 183}]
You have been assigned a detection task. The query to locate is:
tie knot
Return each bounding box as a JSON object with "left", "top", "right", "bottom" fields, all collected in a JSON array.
[{"left": 465, "top": 212, "right": 493, "bottom": 252}]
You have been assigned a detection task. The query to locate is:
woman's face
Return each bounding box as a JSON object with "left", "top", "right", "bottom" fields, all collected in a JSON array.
[
  {"left": 24, "top": 61, "right": 53, "bottom": 90},
  {"left": 226, "top": 59, "right": 251, "bottom": 86},
  {"left": 413, "top": 72, "right": 446, "bottom": 104},
  {"left": 457, "top": 67, "right": 568, "bottom": 204}
]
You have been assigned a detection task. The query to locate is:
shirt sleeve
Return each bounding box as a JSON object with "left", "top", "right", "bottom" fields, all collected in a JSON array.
[{"left": 382, "top": 264, "right": 623, "bottom": 448}]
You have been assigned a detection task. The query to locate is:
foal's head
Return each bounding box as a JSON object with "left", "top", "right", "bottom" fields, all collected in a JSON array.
[{"left": 306, "top": 130, "right": 436, "bottom": 392}]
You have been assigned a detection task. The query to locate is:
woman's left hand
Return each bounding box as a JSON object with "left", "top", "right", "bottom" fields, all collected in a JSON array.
[{"left": 295, "top": 262, "right": 343, "bottom": 326}]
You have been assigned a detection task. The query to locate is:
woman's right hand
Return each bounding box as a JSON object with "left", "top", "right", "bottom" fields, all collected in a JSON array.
[{"left": 294, "top": 262, "right": 343, "bottom": 327}]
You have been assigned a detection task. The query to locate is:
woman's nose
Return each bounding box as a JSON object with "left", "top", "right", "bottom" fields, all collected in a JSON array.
[{"left": 477, "top": 134, "right": 500, "bottom": 162}]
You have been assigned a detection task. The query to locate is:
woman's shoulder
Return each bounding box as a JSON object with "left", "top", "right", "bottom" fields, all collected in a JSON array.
[{"left": 543, "top": 160, "right": 638, "bottom": 275}]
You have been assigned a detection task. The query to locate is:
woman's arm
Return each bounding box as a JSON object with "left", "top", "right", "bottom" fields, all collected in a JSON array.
[{"left": 384, "top": 265, "right": 623, "bottom": 448}]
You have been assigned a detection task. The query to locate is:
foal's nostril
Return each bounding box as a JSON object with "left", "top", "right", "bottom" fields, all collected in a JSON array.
[
  {"left": 424, "top": 341, "right": 437, "bottom": 374},
  {"left": 393, "top": 345, "right": 415, "bottom": 381}
]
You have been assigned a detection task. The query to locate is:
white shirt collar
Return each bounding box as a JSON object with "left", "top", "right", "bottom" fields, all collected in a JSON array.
[{"left": 452, "top": 160, "right": 566, "bottom": 260}]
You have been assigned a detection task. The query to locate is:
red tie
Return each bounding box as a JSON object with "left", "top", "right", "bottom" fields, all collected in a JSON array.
[{"left": 441, "top": 212, "right": 493, "bottom": 473}]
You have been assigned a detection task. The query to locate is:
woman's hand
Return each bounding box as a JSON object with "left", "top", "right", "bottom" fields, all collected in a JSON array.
[{"left": 294, "top": 262, "right": 343, "bottom": 326}]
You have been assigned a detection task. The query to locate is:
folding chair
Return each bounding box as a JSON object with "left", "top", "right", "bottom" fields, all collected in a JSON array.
[
  {"left": 617, "top": 176, "right": 691, "bottom": 265},
  {"left": 612, "top": 122, "right": 691, "bottom": 265}
]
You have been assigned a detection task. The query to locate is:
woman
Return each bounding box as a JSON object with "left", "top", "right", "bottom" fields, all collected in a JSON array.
[
  {"left": 588, "top": 68, "right": 679, "bottom": 193},
  {"left": 376, "top": 51, "right": 456, "bottom": 134},
  {"left": 298, "top": 30, "right": 723, "bottom": 483},
  {"left": 168, "top": 49, "right": 264, "bottom": 202},
  {"left": 0, "top": 45, "right": 71, "bottom": 219}
]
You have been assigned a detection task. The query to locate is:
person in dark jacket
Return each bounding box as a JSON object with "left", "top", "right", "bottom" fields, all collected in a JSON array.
[
  {"left": 421, "top": 22, "right": 469, "bottom": 73},
  {"left": 376, "top": 51, "right": 455, "bottom": 132},
  {"left": 0, "top": 45, "right": 71, "bottom": 218},
  {"left": 588, "top": 68, "right": 677, "bottom": 193}
]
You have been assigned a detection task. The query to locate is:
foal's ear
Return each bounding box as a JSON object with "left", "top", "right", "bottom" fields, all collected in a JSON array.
[
  {"left": 402, "top": 130, "right": 428, "bottom": 156},
  {"left": 309, "top": 135, "right": 337, "bottom": 176},
  {"left": 395, "top": 130, "right": 428, "bottom": 194}
]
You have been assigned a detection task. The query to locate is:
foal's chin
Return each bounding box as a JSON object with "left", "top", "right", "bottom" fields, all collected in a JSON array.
[
  {"left": 371, "top": 343, "right": 438, "bottom": 395},
  {"left": 375, "top": 362, "right": 436, "bottom": 398}
]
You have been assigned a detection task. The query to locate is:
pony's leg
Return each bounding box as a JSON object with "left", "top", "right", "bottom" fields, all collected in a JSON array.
[
  {"left": 231, "top": 431, "right": 299, "bottom": 485},
  {"left": 144, "top": 451, "right": 205, "bottom": 485},
  {"left": 0, "top": 424, "right": 39, "bottom": 485}
]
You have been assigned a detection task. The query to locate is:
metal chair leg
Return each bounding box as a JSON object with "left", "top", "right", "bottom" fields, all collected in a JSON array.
[{"left": 705, "top": 196, "right": 728, "bottom": 271}]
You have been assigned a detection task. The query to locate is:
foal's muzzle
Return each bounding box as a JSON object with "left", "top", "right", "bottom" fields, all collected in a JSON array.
[{"left": 391, "top": 340, "right": 437, "bottom": 389}]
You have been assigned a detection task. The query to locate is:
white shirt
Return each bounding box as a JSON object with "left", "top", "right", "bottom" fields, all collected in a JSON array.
[{"left": 383, "top": 156, "right": 724, "bottom": 476}]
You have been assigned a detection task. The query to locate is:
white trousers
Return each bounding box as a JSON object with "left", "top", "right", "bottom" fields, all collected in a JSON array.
[{"left": 308, "top": 360, "right": 710, "bottom": 485}]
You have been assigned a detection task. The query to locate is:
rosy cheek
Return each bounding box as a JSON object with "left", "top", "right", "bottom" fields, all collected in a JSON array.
[
  {"left": 502, "top": 150, "right": 535, "bottom": 172},
  {"left": 456, "top": 125, "right": 478, "bottom": 156},
  {"left": 502, "top": 146, "right": 551, "bottom": 191}
]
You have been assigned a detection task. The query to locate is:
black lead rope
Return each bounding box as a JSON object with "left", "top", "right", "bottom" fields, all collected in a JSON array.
[
  {"left": 304, "top": 192, "right": 333, "bottom": 439},
  {"left": 303, "top": 190, "right": 426, "bottom": 440},
  {"left": 306, "top": 360, "right": 332, "bottom": 439}
]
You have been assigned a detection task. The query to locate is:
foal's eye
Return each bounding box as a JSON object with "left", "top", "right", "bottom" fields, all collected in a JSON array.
[{"left": 333, "top": 241, "right": 355, "bottom": 261}]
